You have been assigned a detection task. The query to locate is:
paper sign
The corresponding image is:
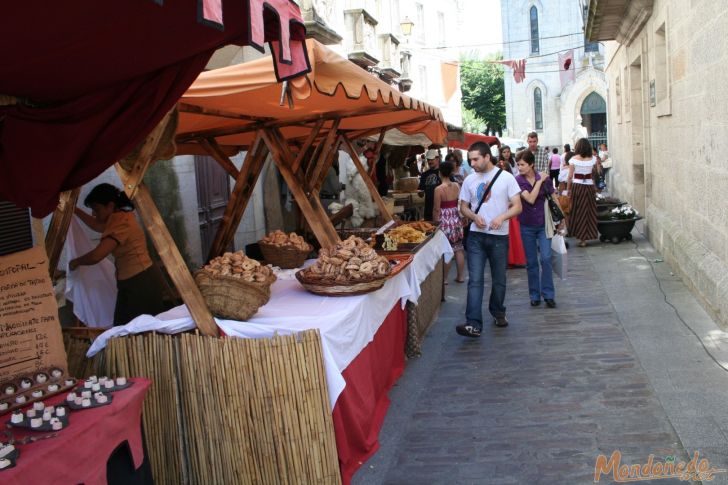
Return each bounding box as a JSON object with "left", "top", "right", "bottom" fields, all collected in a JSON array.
[{"left": 0, "top": 246, "right": 67, "bottom": 382}]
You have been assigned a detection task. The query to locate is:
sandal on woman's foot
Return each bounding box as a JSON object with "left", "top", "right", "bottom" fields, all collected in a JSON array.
[
  {"left": 578, "top": 241, "right": 587, "bottom": 247},
  {"left": 455, "top": 278, "right": 465, "bottom": 283}
]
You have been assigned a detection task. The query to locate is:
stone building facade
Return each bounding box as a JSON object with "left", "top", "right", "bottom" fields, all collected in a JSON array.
[
  {"left": 500, "top": 0, "right": 608, "bottom": 149},
  {"left": 587, "top": 0, "right": 728, "bottom": 328}
]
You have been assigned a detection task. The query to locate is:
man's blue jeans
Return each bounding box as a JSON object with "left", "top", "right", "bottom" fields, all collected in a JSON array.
[
  {"left": 465, "top": 231, "right": 509, "bottom": 329},
  {"left": 520, "top": 224, "right": 555, "bottom": 301}
]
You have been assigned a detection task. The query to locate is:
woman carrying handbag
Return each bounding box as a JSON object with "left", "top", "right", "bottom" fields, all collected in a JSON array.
[{"left": 515, "top": 150, "right": 563, "bottom": 308}]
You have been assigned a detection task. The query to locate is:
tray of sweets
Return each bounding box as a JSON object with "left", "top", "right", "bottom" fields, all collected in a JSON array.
[
  {"left": 1, "top": 368, "right": 77, "bottom": 416},
  {"left": 0, "top": 443, "right": 19, "bottom": 471},
  {"left": 76, "top": 376, "right": 132, "bottom": 394},
  {"left": 7, "top": 404, "right": 70, "bottom": 432},
  {"left": 65, "top": 390, "right": 113, "bottom": 410}
]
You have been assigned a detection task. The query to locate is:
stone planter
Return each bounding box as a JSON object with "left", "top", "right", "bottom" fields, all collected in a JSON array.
[{"left": 597, "top": 216, "right": 642, "bottom": 244}]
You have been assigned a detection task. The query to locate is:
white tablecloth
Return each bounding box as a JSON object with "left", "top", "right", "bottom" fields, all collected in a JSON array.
[{"left": 87, "top": 231, "right": 453, "bottom": 409}]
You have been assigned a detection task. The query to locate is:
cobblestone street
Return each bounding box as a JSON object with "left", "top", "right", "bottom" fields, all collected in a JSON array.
[{"left": 354, "top": 225, "right": 728, "bottom": 485}]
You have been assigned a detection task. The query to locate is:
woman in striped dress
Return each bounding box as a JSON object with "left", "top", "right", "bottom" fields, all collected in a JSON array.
[{"left": 566, "top": 138, "right": 598, "bottom": 247}]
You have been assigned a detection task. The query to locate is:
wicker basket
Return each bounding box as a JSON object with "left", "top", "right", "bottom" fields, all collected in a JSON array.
[
  {"left": 295, "top": 270, "right": 387, "bottom": 297},
  {"left": 194, "top": 271, "right": 276, "bottom": 321},
  {"left": 258, "top": 240, "right": 312, "bottom": 269}
]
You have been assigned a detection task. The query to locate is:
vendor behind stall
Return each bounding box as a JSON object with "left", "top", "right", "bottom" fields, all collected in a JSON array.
[{"left": 69, "top": 183, "right": 165, "bottom": 326}]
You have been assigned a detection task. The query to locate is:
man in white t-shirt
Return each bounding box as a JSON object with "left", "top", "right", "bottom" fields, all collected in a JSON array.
[{"left": 457, "top": 141, "right": 522, "bottom": 337}]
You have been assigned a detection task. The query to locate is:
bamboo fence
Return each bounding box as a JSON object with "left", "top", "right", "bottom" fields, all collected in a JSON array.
[{"left": 104, "top": 330, "right": 341, "bottom": 485}]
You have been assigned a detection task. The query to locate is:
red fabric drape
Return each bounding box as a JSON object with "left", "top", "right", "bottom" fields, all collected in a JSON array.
[
  {"left": 0, "top": 0, "right": 310, "bottom": 216},
  {"left": 332, "top": 303, "right": 407, "bottom": 484}
]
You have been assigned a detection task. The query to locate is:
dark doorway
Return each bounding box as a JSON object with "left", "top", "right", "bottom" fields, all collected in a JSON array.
[
  {"left": 195, "top": 155, "right": 231, "bottom": 258},
  {"left": 580, "top": 92, "right": 607, "bottom": 148}
]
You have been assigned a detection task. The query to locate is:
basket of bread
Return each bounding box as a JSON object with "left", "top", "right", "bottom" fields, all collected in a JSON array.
[
  {"left": 295, "top": 236, "right": 392, "bottom": 296},
  {"left": 258, "top": 230, "right": 313, "bottom": 269},
  {"left": 195, "top": 251, "right": 277, "bottom": 321}
]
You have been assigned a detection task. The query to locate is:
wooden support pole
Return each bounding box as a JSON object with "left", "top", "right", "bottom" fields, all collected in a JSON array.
[
  {"left": 115, "top": 178, "right": 218, "bottom": 336},
  {"left": 311, "top": 136, "right": 343, "bottom": 194},
  {"left": 120, "top": 110, "right": 174, "bottom": 200},
  {"left": 341, "top": 136, "right": 394, "bottom": 223},
  {"left": 45, "top": 188, "right": 81, "bottom": 276},
  {"left": 207, "top": 133, "right": 268, "bottom": 261},
  {"left": 199, "top": 138, "right": 240, "bottom": 179},
  {"left": 291, "top": 119, "right": 325, "bottom": 174},
  {"left": 261, "top": 129, "right": 340, "bottom": 248},
  {"left": 306, "top": 120, "right": 341, "bottom": 192},
  {"left": 178, "top": 102, "right": 273, "bottom": 123},
  {"left": 368, "top": 128, "right": 387, "bottom": 179}
]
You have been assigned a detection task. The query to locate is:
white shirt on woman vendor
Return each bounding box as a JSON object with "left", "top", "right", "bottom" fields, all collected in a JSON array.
[{"left": 459, "top": 168, "right": 521, "bottom": 236}]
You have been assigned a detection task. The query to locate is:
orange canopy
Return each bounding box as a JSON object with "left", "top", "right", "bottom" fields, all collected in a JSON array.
[{"left": 176, "top": 39, "right": 447, "bottom": 152}]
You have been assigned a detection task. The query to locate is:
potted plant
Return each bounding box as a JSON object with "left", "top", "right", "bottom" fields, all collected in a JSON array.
[
  {"left": 596, "top": 193, "right": 626, "bottom": 211},
  {"left": 597, "top": 204, "right": 642, "bottom": 244}
]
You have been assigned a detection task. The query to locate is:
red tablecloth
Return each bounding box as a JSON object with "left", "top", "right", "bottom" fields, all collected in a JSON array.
[
  {"left": 332, "top": 303, "right": 407, "bottom": 484},
  {"left": 2, "top": 378, "right": 151, "bottom": 485}
]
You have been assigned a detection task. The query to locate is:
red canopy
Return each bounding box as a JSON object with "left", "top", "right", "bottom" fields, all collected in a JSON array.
[
  {"left": 449, "top": 132, "right": 501, "bottom": 150},
  {"left": 0, "top": 0, "right": 310, "bottom": 216}
]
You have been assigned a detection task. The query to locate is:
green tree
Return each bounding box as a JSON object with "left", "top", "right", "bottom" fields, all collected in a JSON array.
[{"left": 460, "top": 54, "right": 506, "bottom": 134}]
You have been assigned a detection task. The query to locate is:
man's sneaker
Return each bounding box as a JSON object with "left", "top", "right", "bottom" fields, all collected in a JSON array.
[
  {"left": 455, "top": 324, "right": 481, "bottom": 338},
  {"left": 493, "top": 316, "right": 509, "bottom": 327}
]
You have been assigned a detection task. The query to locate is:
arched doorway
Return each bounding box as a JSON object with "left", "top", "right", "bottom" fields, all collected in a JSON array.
[{"left": 580, "top": 92, "right": 607, "bottom": 148}]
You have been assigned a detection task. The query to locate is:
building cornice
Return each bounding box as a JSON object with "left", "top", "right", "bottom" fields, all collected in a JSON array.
[{"left": 586, "top": 0, "right": 653, "bottom": 45}]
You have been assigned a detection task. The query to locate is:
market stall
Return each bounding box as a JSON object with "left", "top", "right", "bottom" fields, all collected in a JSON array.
[
  {"left": 0, "top": 1, "right": 313, "bottom": 482},
  {"left": 78, "top": 40, "right": 450, "bottom": 483}
]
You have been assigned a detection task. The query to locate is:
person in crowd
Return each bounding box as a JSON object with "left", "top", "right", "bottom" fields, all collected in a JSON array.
[
  {"left": 433, "top": 161, "right": 465, "bottom": 284},
  {"left": 497, "top": 148, "right": 526, "bottom": 267},
  {"left": 598, "top": 143, "right": 612, "bottom": 188},
  {"left": 566, "top": 138, "right": 599, "bottom": 247},
  {"left": 528, "top": 131, "right": 551, "bottom": 174},
  {"left": 456, "top": 141, "right": 522, "bottom": 337},
  {"left": 375, "top": 153, "right": 390, "bottom": 196},
  {"left": 549, "top": 147, "right": 561, "bottom": 188},
  {"left": 561, "top": 143, "right": 573, "bottom": 165},
  {"left": 418, "top": 149, "right": 442, "bottom": 221},
  {"left": 70, "top": 183, "right": 166, "bottom": 326},
  {"left": 445, "top": 152, "right": 464, "bottom": 185},
  {"left": 497, "top": 145, "right": 518, "bottom": 176},
  {"left": 404, "top": 155, "right": 420, "bottom": 177},
  {"left": 592, "top": 147, "right": 606, "bottom": 192},
  {"left": 516, "top": 150, "right": 560, "bottom": 308},
  {"left": 559, "top": 151, "right": 574, "bottom": 193}
]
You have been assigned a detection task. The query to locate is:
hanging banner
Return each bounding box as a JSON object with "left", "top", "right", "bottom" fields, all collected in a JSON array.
[{"left": 0, "top": 246, "right": 67, "bottom": 382}]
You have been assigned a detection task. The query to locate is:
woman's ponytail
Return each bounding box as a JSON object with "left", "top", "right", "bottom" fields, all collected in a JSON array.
[{"left": 84, "top": 183, "right": 134, "bottom": 211}]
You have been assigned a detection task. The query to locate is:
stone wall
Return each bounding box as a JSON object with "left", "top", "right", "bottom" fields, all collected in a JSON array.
[{"left": 604, "top": 0, "right": 728, "bottom": 328}]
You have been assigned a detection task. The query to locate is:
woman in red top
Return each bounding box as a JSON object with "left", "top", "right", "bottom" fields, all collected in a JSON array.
[{"left": 433, "top": 161, "right": 465, "bottom": 283}]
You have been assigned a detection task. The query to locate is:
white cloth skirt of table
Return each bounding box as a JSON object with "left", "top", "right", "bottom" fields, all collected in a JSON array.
[{"left": 87, "top": 231, "right": 453, "bottom": 409}]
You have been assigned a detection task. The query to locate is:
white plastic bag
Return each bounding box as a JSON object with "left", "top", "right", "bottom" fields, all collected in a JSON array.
[{"left": 551, "top": 234, "right": 567, "bottom": 280}]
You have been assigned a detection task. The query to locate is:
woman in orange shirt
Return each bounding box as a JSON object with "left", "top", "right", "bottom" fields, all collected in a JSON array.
[{"left": 69, "top": 184, "right": 166, "bottom": 326}]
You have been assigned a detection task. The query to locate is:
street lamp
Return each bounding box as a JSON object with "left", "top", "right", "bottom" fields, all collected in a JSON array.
[{"left": 400, "top": 16, "right": 414, "bottom": 37}]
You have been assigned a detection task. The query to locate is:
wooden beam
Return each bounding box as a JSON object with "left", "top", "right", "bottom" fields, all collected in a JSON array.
[
  {"left": 291, "top": 119, "right": 325, "bottom": 174},
  {"left": 121, "top": 110, "right": 175, "bottom": 200},
  {"left": 199, "top": 138, "right": 240, "bottom": 179},
  {"left": 341, "top": 136, "right": 394, "bottom": 223},
  {"left": 178, "top": 102, "right": 273, "bottom": 123},
  {"left": 115, "top": 178, "right": 218, "bottom": 337},
  {"left": 311, "top": 136, "right": 343, "bottom": 194},
  {"left": 207, "top": 133, "right": 268, "bottom": 261},
  {"left": 176, "top": 105, "right": 408, "bottom": 143},
  {"left": 261, "top": 129, "right": 340, "bottom": 248},
  {"left": 305, "top": 119, "right": 341, "bottom": 191},
  {"left": 45, "top": 188, "right": 81, "bottom": 277}
]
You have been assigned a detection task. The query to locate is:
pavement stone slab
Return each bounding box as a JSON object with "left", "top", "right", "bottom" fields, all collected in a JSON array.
[{"left": 352, "top": 231, "right": 728, "bottom": 485}]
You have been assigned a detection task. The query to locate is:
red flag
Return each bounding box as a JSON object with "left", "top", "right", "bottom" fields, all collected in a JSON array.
[
  {"left": 496, "top": 59, "right": 527, "bottom": 84},
  {"left": 558, "top": 50, "right": 575, "bottom": 88}
]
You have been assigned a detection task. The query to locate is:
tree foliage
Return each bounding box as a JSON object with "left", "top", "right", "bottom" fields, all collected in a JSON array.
[{"left": 460, "top": 54, "right": 506, "bottom": 134}]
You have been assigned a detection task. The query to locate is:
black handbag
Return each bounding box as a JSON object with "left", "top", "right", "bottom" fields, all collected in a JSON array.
[{"left": 546, "top": 192, "right": 565, "bottom": 223}]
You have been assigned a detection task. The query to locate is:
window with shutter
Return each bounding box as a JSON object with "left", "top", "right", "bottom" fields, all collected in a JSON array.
[{"left": 0, "top": 200, "right": 33, "bottom": 256}]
